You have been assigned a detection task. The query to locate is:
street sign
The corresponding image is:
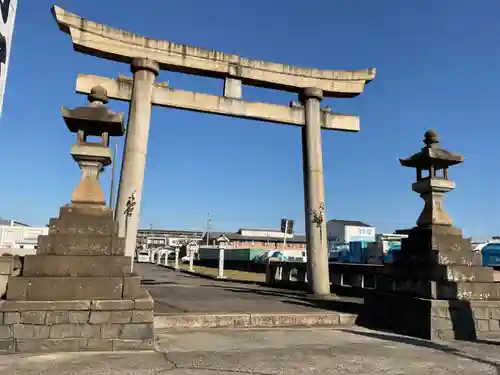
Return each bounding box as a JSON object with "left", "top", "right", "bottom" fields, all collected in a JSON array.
[
  {"left": 280, "top": 219, "right": 294, "bottom": 234},
  {"left": 0, "top": 0, "right": 17, "bottom": 118}
]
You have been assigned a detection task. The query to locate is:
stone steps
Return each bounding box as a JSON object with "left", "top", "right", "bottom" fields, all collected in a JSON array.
[{"left": 154, "top": 312, "right": 357, "bottom": 330}]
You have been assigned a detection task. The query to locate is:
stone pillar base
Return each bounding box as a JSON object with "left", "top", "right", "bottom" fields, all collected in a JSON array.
[
  {"left": 360, "top": 222, "right": 500, "bottom": 342},
  {"left": 0, "top": 294, "right": 154, "bottom": 354},
  {"left": 1, "top": 204, "right": 155, "bottom": 353}
]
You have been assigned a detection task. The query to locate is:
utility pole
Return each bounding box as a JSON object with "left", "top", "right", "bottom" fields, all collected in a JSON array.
[
  {"left": 206, "top": 213, "right": 212, "bottom": 246},
  {"left": 282, "top": 221, "right": 288, "bottom": 250},
  {"left": 280, "top": 218, "right": 294, "bottom": 251},
  {"left": 108, "top": 137, "right": 118, "bottom": 210}
]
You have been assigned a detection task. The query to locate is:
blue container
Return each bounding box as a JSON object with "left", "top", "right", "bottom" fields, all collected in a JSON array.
[
  {"left": 338, "top": 249, "right": 351, "bottom": 263},
  {"left": 383, "top": 243, "right": 401, "bottom": 264},
  {"left": 349, "top": 241, "right": 362, "bottom": 263},
  {"left": 348, "top": 241, "right": 370, "bottom": 263},
  {"left": 482, "top": 243, "right": 500, "bottom": 267}
]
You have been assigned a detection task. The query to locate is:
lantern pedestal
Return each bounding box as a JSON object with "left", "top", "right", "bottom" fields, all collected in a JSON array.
[
  {"left": 70, "top": 144, "right": 111, "bottom": 206},
  {"left": 413, "top": 178, "right": 455, "bottom": 227}
]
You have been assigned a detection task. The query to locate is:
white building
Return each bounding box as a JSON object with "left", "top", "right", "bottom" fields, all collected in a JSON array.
[
  {"left": 237, "top": 228, "right": 293, "bottom": 240},
  {"left": 137, "top": 229, "right": 204, "bottom": 250},
  {"left": 0, "top": 219, "right": 48, "bottom": 253},
  {"left": 327, "top": 219, "right": 375, "bottom": 245}
]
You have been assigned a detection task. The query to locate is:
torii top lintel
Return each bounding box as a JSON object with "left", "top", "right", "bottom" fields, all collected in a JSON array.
[{"left": 52, "top": 6, "right": 376, "bottom": 98}]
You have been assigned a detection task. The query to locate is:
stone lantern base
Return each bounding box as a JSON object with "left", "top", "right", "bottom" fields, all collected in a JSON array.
[
  {"left": 358, "top": 224, "right": 500, "bottom": 341},
  {"left": 0, "top": 204, "right": 154, "bottom": 354},
  {"left": 390, "top": 225, "right": 499, "bottom": 300}
]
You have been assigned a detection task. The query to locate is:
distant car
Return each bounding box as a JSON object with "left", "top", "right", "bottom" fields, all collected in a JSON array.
[
  {"left": 136, "top": 250, "right": 150, "bottom": 263},
  {"left": 253, "top": 250, "right": 307, "bottom": 264},
  {"left": 253, "top": 251, "right": 276, "bottom": 265},
  {"left": 271, "top": 251, "right": 284, "bottom": 260}
]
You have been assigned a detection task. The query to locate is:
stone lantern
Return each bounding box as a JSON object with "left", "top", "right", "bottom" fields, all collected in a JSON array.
[
  {"left": 392, "top": 130, "right": 499, "bottom": 299},
  {"left": 394, "top": 129, "right": 471, "bottom": 266},
  {"left": 61, "top": 86, "right": 124, "bottom": 206},
  {"left": 399, "top": 129, "right": 464, "bottom": 229},
  {"left": 2, "top": 86, "right": 155, "bottom": 354},
  {"left": 358, "top": 130, "right": 500, "bottom": 343}
]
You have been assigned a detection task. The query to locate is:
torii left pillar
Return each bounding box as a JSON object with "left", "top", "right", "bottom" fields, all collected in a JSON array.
[
  {"left": 115, "top": 58, "right": 159, "bottom": 263},
  {"left": 301, "top": 88, "right": 330, "bottom": 297}
]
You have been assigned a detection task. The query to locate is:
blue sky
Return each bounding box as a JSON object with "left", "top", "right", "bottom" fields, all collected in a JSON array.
[{"left": 0, "top": 0, "right": 499, "bottom": 238}]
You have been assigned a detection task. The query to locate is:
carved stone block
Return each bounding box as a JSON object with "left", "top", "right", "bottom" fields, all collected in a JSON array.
[
  {"left": 23, "top": 255, "right": 131, "bottom": 277},
  {"left": 37, "top": 234, "right": 124, "bottom": 256}
]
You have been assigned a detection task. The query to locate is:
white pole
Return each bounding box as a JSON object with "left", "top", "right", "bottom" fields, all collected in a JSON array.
[
  {"left": 109, "top": 137, "right": 118, "bottom": 210},
  {"left": 283, "top": 220, "right": 288, "bottom": 250},
  {"left": 217, "top": 246, "right": 225, "bottom": 279},
  {"left": 165, "top": 250, "right": 172, "bottom": 266},
  {"left": 188, "top": 246, "right": 195, "bottom": 272},
  {"left": 164, "top": 249, "right": 170, "bottom": 266},
  {"left": 278, "top": 221, "right": 288, "bottom": 280},
  {"left": 174, "top": 248, "right": 180, "bottom": 270}
]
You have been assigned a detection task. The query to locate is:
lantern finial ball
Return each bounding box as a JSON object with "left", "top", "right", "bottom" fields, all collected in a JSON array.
[
  {"left": 88, "top": 85, "right": 108, "bottom": 104},
  {"left": 424, "top": 129, "right": 439, "bottom": 146}
]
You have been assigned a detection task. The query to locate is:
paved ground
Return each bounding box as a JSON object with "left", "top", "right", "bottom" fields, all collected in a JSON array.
[
  {"left": 1, "top": 264, "right": 499, "bottom": 373},
  {"left": 136, "top": 263, "right": 361, "bottom": 314},
  {"left": 1, "top": 327, "right": 499, "bottom": 374}
]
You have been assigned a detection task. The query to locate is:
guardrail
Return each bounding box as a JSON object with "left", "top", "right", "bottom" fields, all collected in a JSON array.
[{"left": 265, "top": 259, "right": 436, "bottom": 298}]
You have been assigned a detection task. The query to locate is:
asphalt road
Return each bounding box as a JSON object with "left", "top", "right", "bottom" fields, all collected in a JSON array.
[{"left": 135, "top": 263, "right": 361, "bottom": 314}]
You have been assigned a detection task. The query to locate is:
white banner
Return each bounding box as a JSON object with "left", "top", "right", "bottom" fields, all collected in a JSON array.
[{"left": 0, "top": 0, "right": 17, "bottom": 118}]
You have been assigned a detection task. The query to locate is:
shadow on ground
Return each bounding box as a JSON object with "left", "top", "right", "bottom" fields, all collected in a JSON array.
[
  {"left": 340, "top": 328, "right": 500, "bottom": 372},
  {"left": 221, "top": 285, "right": 364, "bottom": 314},
  {"left": 141, "top": 278, "right": 179, "bottom": 286},
  {"left": 222, "top": 284, "right": 500, "bottom": 348}
]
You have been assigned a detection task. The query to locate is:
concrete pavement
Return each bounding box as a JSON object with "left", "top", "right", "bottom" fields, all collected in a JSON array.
[
  {"left": 1, "top": 264, "right": 499, "bottom": 373},
  {"left": 0, "top": 327, "right": 499, "bottom": 374}
]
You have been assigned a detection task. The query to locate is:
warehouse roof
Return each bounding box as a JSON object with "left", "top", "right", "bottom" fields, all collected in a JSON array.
[{"left": 327, "top": 219, "right": 372, "bottom": 227}]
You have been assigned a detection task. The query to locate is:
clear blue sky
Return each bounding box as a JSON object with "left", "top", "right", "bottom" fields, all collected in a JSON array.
[{"left": 0, "top": 0, "right": 499, "bottom": 238}]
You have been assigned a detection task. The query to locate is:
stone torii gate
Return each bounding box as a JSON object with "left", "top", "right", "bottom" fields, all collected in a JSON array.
[{"left": 52, "top": 5, "right": 375, "bottom": 296}]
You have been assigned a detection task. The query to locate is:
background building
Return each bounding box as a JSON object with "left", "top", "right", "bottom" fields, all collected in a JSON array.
[
  {"left": 327, "top": 219, "right": 375, "bottom": 245},
  {"left": 203, "top": 228, "right": 306, "bottom": 250},
  {"left": 0, "top": 218, "right": 48, "bottom": 255},
  {"left": 136, "top": 228, "right": 204, "bottom": 249}
]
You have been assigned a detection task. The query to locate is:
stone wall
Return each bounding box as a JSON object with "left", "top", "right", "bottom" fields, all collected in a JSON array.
[
  {"left": 431, "top": 300, "right": 500, "bottom": 341},
  {"left": 0, "top": 294, "right": 154, "bottom": 353},
  {"left": 0, "top": 257, "right": 21, "bottom": 299},
  {"left": 358, "top": 292, "right": 500, "bottom": 342}
]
